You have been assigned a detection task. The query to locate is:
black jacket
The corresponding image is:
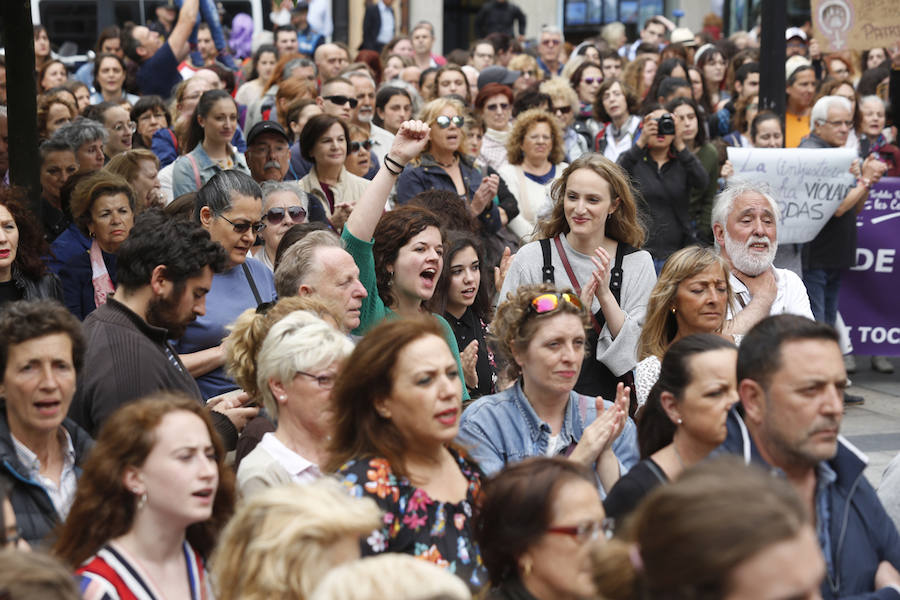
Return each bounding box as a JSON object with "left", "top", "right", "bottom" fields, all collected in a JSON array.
[
  {"left": 475, "top": 1, "right": 526, "bottom": 38},
  {"left": 10, "top": 264, "right": 63, "bottom": 304},
  {"left": 0, "top": 404, "right": 94, "bottom": 547},
  {"left": 360, "top": 3, "right": 385, "bottom": 51}
]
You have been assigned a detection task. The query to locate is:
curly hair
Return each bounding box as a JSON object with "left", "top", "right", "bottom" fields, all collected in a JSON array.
[
  {"left": 537, "top": 153, "right": 646, "bottom": 248},
  {"left": 52, "top": 392, "right": 235, "bottom": 567},
  {"left": 0, "top": 299, "right": 85, "bottom": 377},
  {"left": 69, "top": 171, "right": 136, "bottom": 235},
  {"left": 638, "top": 246, "right": 733, "bottom": 361},
  {"left": 115, "top": 208, "right": 226, "bottom": 291},
  {"left": 491, "top": 283, "right": 588, "bottom": 379},
  {"left": 211, "top": 480, "right": 382, "bottom": 600},
  {"left": 372, "top": 205, "right": 443, "bottom": 308},
  {"left": 225, "top": 296, "right": 346, "bottom": 403},
  {"left": 593, "top": 79, "right": 639, "bottom": 123},
  {"left": 622, "top": 55, "right": 657, "bottom": 100},
  {"left": 325, "top": 315, "right": 455, "bottom": 477},
  {"left": 505, "top": 108, "right": 565, "bottom": 166},
  {"left": 0, "top": 187, "right": 52, "bottom": 280},
  {"left": 37, "top": 92, "right": 77, "bottom": 140}
]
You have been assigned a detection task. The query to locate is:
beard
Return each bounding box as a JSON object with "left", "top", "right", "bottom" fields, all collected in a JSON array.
[
  {"left": 146, "top": 288, "right": 193, "bottom": 340},
  {"left": 356, "top": 108, "right": 374, "bottom": 124},
  {"left": 724, "top": 230, "right": 777, "bottom": 276}
]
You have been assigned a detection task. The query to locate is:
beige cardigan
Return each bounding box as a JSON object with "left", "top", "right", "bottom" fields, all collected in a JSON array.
[{"left": 297, "top": 166, "right": 369, "bottom": 220}]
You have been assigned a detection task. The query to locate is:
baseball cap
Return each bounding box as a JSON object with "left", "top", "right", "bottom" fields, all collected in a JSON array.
[
  {"left": 785, "top": 27, "right": 808, "bottom": 41},
  {"left": 292, "top": 1, "right": 310, "bottom": 13},
  {"left": 477, "top": 66, "right": 521, "bottom": 91},
  {"left": 246, "top": 120, "right": 290, "bottom": 146},
  {"left": 670, "top": 27, "right": 697, "bottom": 47}
]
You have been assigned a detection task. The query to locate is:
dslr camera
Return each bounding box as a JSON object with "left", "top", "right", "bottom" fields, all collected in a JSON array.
[{"left": 656, "top": 113, "right": 676, "bottom": 135}]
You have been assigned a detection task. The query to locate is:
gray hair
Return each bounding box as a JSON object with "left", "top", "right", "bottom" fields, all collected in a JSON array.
[
  {"left": 274, "top": 229, "right": 342, "bottom": 298},
  {"left": 412, "top": 21, "right": 435, "bottom": 36},
  {"left": 810, "top": 95, "right": 852, "bottom": 131},
  {"left": 261, "top": 181, "right": 307, "bottom": 210},
  {"left": 50, "top": 117, "right": 107, "bottom": 152},
  {"left": 194, "top": 170, "right": 262, "bottom": 224},
  {"left": 255, "top": 310, "right": 354, "bottom": 419},
  {"left": 39, "top": 138, "right": 76, "bottom": 163},
  {"left": 710, "top": 178, "right": 780, "bottom": 237},
  {"left": 860, "top": 94, "right": 886, "bottom": 111},
  {"left": 346, "top": 70, "right": 376, "bottom": 88},
  {"left": 287, "top": 57, "right": 317, "bottom": 78},
  {"left": 541, "top": 24, "right": 564, "bottom": 42}
]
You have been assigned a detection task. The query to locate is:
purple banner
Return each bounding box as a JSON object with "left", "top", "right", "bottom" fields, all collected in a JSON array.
[{"left": 840, "top": 177, "right": 900, "bottom": 356}]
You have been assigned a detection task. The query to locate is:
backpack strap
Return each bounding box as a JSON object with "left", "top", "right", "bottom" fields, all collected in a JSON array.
[
  {"left": 540, "top": 238, "right": 555, "bottom": 283},
  {"left": 187, "top": 154, "right": 202, "bottom": 189},
  {"left": 242, "top": 263, "right": 263, "bottom": 306}
]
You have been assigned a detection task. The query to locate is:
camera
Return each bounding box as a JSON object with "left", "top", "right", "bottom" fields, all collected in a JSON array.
[{"left": 656, "top": 113, "right": 676, "bottom": 135}]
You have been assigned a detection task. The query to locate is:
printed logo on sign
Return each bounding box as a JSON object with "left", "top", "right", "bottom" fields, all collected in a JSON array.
[{"left": 817, "top": 0, "right": 855, "bottom": 49}]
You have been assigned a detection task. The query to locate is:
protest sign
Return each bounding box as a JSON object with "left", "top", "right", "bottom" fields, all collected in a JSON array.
[
  {"left": 726, "top": 147, "right": 857, "bottom": 244},
  {"left": 839, "top": 177, "right": 900, "bottom": 356},
  {"left": 812, "top": 0, "right": 900, "bottom": 54}
]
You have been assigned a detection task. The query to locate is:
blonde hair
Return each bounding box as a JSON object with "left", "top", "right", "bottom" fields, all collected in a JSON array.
[
  {"left": 211, "top": 481, "right": 383, "bottom": 600},
  {"left": 638, "top": 246, "right": 734, "bottom": 360},
  {"left": 539, "top": 76, "right": 579, "bottom": 113},
  {"left": 506, "top": 108, "right": 565, "bottom": 165},
  {"left": 537, "top": 153, "right": 646, "bottom": 248},
  {"left": 508, "top": 54, "right": 542, "bottom": 82},
  {"left": 492, "top": 283, "right": 589, "bottom": 379},
  {"left": 254, "top": 310, "right": 354, "bottom": 418},
  {"left": 309, "top": 554, "right": 472, "bottom": 600},
  {"left": 623, "top": 55, "right": 657, "bottom": 99},
  {"left": 225, "top": 296, "right": 346, "bottom": 401},
  {"left": 416, "top": 97, "right": 468, "bottom": 156}
]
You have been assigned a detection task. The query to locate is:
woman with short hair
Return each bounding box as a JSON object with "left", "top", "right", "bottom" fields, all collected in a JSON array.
[{"left": 105, "top": 149, "right": 163, "bottom": 212}]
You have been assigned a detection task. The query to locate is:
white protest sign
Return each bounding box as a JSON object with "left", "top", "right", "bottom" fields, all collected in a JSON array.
[{"left": 726, "top": 147, "right": 857, "bottom": 243}]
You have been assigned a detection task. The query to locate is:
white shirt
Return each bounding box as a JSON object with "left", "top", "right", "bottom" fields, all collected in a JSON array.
[
  {"left": 728, "top": 267, "right": 814, "bottom": 319},
  {"left": 12, "top": 428, "right": 78, "bottom": 518},
  {"left": 369, "top": 123, "right": 395, "bottom": 163},
  {"left": 376, "top": 2, "right": 395, "bottom": 44},
  {"left": 602, "top": 115, "right": 641, "bottom": 164},
  {"left": 307, "top": 0, "right": 333, "bottom": 38},
  {"left": 257, "top": 432, "right": 321, "bottom": 484}
]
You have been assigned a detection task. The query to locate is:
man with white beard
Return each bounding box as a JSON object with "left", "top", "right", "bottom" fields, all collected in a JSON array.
[
  {"left": 711, "top": 180, "right": 813, "bottom": 335},
  {"left": 346, "top": 70, "right": 394, "bottom": 163}
]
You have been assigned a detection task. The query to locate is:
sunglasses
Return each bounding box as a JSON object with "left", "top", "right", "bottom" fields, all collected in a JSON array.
[
  {"left": 265, "top": 205, "right": 307, "bottom": 224},
  {"left": 220, "top": 214, "right": 266, "bottom": 234},
  {"left": 552, "top": 105, "right": 573, "bottom": 115},
  {"left": 530, "top": 292, "right": 582, "bottom": 314},
  {"left": 582, "top": 77, "right": 602, "bottom": 85},
  {"left": 485, "top": 102, "right": 510, "bottom": 112},
  {"left": 324, "top": 95, "right": 359, "bottom": 108},
  {"left": 349, "top": 139, "right": 374, "bottom": 152},
  {"left": 435, "top": 115, "right": 465, "bottom": 128}
]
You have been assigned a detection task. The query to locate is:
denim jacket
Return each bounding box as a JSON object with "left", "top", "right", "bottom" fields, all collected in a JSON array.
[
  {"left": 172, "top": 142, "right": 251, "bottom": 197},
  {"left": 457, "top": 380, "right": 639, "bottom": 493}
]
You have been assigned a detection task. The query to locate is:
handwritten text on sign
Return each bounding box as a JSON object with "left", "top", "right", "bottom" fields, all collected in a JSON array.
[{"left": 726, "top": 147, "right": 856, "bottom": 244}]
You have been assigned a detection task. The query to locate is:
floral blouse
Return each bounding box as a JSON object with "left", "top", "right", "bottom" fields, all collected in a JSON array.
[{"left": 336, "top": 448, "right": 487, "bottom": 590}]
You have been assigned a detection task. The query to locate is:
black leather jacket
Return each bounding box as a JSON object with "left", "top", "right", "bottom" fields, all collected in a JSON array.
[{"left": 11, "top": 264, "right": 64, "bottom": 303}]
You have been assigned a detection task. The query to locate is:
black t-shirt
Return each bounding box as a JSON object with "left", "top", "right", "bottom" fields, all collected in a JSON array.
[
  {"left": 0, "top": 279, "right": 23, "bottom": 307},
  {"left": 603, "top": 458, "right": 669, "bottom": 521}
]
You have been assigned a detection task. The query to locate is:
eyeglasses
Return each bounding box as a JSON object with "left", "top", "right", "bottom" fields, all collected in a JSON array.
[
  {"left": 485, "top": 102, "right": 510, "bottom": 112},
  {"left": 349, "top": 139, "right": 373, "bottom": 152},
  {"left": 582, "top": 77, "right": 602, "bottom": 85},
  {"left": 435, "top": 115, "right": 464, "bottom": 128},
  {"left": 111, "top": 121, "right": 137, "bottom": 133},
  {"left": 296, "top": 370, "right": 336, "bottom": 389},
  {"left": 547, "top": 519, "right": 615, "bottom": 543},
  {"left": 541, "top": 38, "right": 561, "bottom": 47},
  {"left": 265, "top": 205, "right": 307, "bottom": 224},
  {"left": 324, "top": 95, "right": 359, "bottom": 108},
  {"left": 521, "top": 70, "right": 537, "bottom": 78},
  {"left": 823, "top": 119, "right": 853, "bottom": 128},
  {"left": 138, "top": 111, "right": 167, "bottom": 122},
  {"left": 530, "top": 292, "right": 582, "bottom": 314},
  {"left": 552, "top": 105, "right": 573, "bottom": 115},
  {"left": 219, "top": 214, "right": 266, "bottom": 234}
]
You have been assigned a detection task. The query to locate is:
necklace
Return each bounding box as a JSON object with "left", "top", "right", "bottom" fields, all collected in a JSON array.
[{"left": 434, "top": 154, "right": 457, "bottom": 168}]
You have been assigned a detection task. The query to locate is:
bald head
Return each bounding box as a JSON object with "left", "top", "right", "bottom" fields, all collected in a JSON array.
[{"left": 315, "top": 44, "right": 349, "bottom": 80}]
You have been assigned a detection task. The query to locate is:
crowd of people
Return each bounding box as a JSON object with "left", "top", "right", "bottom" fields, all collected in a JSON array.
[{"left": 2, "top": 1, "right": 900, "bottom": 598}]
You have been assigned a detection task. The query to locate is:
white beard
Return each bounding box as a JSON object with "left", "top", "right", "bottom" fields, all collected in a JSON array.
[
  {"left": 356, "top": 110, "right": 373, "bottom": 124},
  {"left": 724, "top": 230, "right": 777, "bottom": 276}
]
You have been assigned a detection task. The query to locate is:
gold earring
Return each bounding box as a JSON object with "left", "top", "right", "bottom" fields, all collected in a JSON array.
[{"left": 522, "top": 559, "right": 533, "bottom": 577}]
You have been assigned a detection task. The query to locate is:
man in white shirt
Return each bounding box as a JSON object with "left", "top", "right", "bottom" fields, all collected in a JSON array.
[
  {"left": 711, "top": 180, "right": 813, "bottom": 334},
  {"left": 346, "top": 70, "right": 393, "bottom": 163}
]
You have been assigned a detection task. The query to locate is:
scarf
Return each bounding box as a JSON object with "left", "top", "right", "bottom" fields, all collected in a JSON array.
[{"left": 89, "top": 239, "right": 115, "bottom": 308}]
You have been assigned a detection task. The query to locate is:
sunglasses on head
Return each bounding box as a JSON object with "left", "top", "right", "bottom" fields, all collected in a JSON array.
[
  {"left": 324, "top": 95, "right": 359, "bottom": 108},
  {"left": 265, "top": 205, "right": 307, "bottom": 224},
  {"left": 435, "top": 115, "right": 465, "bottom": 128},
  {"left": 530, "top": 292, "right": 582, "bottom": 314},
  {"left": 349, "top": 139, "right": 374, "bottom": 152},
  {"left": 220, "top": 214, "right": 266, "bottom": 234}
]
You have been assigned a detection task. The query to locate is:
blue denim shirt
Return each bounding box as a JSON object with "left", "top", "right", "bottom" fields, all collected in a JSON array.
[{"left": 457, "top": 380, "right": 639, "bottom": 493}]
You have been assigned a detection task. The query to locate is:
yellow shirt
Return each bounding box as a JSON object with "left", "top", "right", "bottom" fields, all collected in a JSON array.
[{"left": 785, "top": 111, "right": 810, "bottom": 148}]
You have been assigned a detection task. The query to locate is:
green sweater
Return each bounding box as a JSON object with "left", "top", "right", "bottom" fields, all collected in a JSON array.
[{"left": 342, "top": 229, "right": 470, "bottom": 400}]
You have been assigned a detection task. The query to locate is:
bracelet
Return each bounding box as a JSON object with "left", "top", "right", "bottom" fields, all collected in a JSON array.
[
  {"left": 857, "top": 177, "right": 872, "bottom": 190},
  {"left": 384, "top": 154, "right": 406, "bottom": 172},
  {"left": 383, "top": 154, "right": 402, "bottom": 176}
]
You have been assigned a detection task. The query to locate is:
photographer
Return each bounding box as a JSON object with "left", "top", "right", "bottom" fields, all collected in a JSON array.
[{"left": 618, "top": 104, "right": 708, "bottom": 271}]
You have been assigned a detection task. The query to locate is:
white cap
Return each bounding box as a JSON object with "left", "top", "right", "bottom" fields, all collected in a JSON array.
[
  {"left": 785, "top": 55, "right": 812, "bottom": 81},
  {"left": 785, "top": 27, "right": 808, "bottom": 41},
  {"left": 670, "top": 27, "right": 697, "bottom": 46}
]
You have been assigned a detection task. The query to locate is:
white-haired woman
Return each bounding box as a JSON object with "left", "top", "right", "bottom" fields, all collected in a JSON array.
[
  {"left": 212, "top": 480, "right": 383, "bottom": 600},
  {"left": 236, "top": 311, "right": 354, "bottom": 497},
  {"left": 252, "top": 181, "right": 309, "bottom": 272}
]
